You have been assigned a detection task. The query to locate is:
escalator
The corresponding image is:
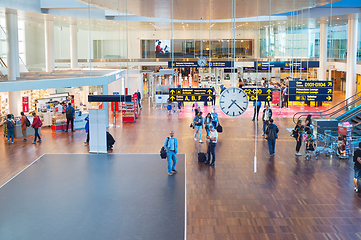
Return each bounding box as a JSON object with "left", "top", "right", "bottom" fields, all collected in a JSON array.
[{"left": 293, "top": 91, "right": 361, "bottom": 136}]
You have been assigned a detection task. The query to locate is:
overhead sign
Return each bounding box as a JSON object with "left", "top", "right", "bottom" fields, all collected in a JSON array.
[
  {"left": 254, "top": 61, "right": 319, "bottom": 69},
  {"left": 242, "top": 87, "right": 273, "bottom": 101},
  {"left": 168, "top": 61, "right": 234, "bottom": 68},
  {"left": 169, "top": 88, "right": 214, "bottom": 102},
  {"left": 288, "top": 80, "right": 333, "bottom": 101}
]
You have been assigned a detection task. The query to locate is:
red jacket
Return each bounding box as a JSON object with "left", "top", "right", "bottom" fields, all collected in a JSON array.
[{"left": 32, "top": 116, "right": 42, "bottom": 128}]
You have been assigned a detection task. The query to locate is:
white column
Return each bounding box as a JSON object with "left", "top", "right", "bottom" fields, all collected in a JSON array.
[
  {"left": 253, "top": 37, "right": 259, "bottom": 59},
  {"left": 6, "top": 9, "right": 21, "bottom": 115},
  {"left": 6, "top": 9, "right": 19, "bottom": 81},
  {"left": 70, "top": 23, "right": 78, "bottom": 69},
  {"left": 346, "top": 14, "right": 359, "bottom": 101},
  {"left": 102, "top": 84, "right": 109, "bottom": 128},
  {"left": 318, "top": 18, "right": 327, "bottom": 80},
  {"left": 45, "top": 18, "right": 55, "bottom": 72}
]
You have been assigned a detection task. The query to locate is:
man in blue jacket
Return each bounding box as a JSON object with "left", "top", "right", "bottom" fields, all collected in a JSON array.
[
  {"left": 265, "top": 119, "right": 279, "bottom": 156},
  {"left": 164, "top": 131, "right": 178, "bottom": 176}
]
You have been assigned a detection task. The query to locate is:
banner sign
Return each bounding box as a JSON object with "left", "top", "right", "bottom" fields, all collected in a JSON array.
[
  {"left": 169, "top": 88, "right": 213, "bottom": 102},
  {"left": 288, "top": 80, "right": 333, "bottom": 101},
  {"left": 22, "top": 96, "right": 29, "bottom": 113},
  {"left": 168, "top": 61, "right": 234, "bottom": 68},
  {"left": 242, "top": 87, "right": 273, "bottom": 101}
]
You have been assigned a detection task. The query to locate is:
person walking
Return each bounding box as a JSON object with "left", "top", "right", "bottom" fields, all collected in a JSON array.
[
  {"left": 193, "top": 112, "right": 203, "bottom": 143},
  {"left": 136, "top": 89, "right": 142, "bottom": 110},
  {"left": 206, "top": 125, "right": 218, "bottom": 166},
  {"left": 262, "top": 106, "right": 272, "bottom": 136},
  {"left": 211, "top": 108, "right": 218, "bottom": 129},
  {"left": 20, "top": 112, "right": 28, "bottom": 142},
  {"left": 5, "top": 114, "right": 15, "bottom": 144},
  {"left": 65, "top": 103, "right": 75, "bottom": 132},
  {"left": 283, "top": 85, "right": 289, "bottom": 108},
  {"left": 353, "top": 142, "right": 361, "bottom": 193},
  {"left": 164, "top": 131, "right": 178, "bottom": 176},
  {"left": 32, "top": 112, "right": 42, "bottom": 144},
  {"left": 204, "top": 113, "right": 212, "bottom": 137},
  {"left": 295, "top": 119, "right": 304, "bottom": 156},
  {"left": 265, "top": 119, "right": 279, "bottom": 156},
  {"left": 252, "top": 101, "right": 261, "bottom": 121},
  {"left": 84, "top": 116, "right": 89, "bottom": 145}
]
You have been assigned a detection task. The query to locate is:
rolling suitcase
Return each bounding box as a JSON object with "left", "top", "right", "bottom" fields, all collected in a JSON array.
[{"left": 198, "top": 142, "right": 207, "bottom": 163}]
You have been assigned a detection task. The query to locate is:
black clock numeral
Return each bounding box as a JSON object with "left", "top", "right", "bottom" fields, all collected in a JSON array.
[
  {"left": 226, "top": 90, "right": 229, "bottom": 94},
  {"left": 239, "top": 111, "right": 242, "bottom": 115},
  {"left": 220, "top": 101, "right": 224, "bottom": 103},
  {"left": 226, "top": 111, "right": 229, "bottom": 115},
  {"left": 221, "top": 107, "right": 225, "bottom": 110},
  {"left": 233, "top": 112, "right": 235, "bottom": 116},
  {"left": 233, "top": 88, "right": 235, "bottom": 93}
]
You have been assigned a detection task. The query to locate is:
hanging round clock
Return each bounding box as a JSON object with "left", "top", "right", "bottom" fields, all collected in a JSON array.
[{"left": 219, "top": 87, "right": 249, "bottom": 117}]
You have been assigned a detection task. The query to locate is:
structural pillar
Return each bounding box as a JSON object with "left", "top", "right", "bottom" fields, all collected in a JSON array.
[
  {"left": 6, "top": 9, "right": 21, "bottom": 115},
  {"left": 346, "top": 14, "right": 359, "bottom": 101},
  {"left": 318, "top": 18, "right": 327, "bottom": 80},
  {"left": 102, "top": 84, "right": 109, "bottom": 128},
  {"left": 45, "top": 18, "right": 55, "bottom": 72},
  {"left": 70, "top": 22, "right": 78, "bottom": 69}
]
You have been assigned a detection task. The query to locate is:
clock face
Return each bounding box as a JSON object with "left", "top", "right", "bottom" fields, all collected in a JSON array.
[
  {"left": 219, "top": 87, "right": 249, "bottom": 117},
  {"left": 197, "top": 58, "right": 208, "bottom": 67}
]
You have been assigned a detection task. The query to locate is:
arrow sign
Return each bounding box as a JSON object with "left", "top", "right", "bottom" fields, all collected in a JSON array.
[
  {"left": 266, "top": 96, "right": 271, "bottom": 101},
  {"left": 267, "top": 89, "right": 272, "bottom": 94},
  {"left": 328, "top": 82, "right": 332, "bottom": 86},
  {"left": 170, "top": 90, "right": 175, "bottom": 94},
  {"left": 207, "top": 96, "right": 213, "bottom": 101},
  {"left": 207, "top": 89, "right": 213, "bottom": 94},
  {"left": 326, "top": 96, "right": 331, "bottom": 101},
  {"left": 327, "top": 89, "right": 332, "bottom": 93}
]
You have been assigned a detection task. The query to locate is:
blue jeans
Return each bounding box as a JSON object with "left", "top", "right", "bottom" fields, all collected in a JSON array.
[
  {"left": 7, "top": 128, "right": 14, "bottom": 142},
  {"left": 195, "top": 126, "right": 202, "bottom": 140},
  {"left": 212, "top": 121, "right": 217, "bottom": 129},
  {"left": 205, "top": 126, "right": 210, "bottom": 136},
  {"left": 167, "top": 151, "right": 177, "bottom": 173},
  {"left": 263, "top": 121, "right": 269, "bottom": 134},
  {"left": 268, "top": 139, "right": 276, "bottom": 155},
  {"left": 34, "top": 128, "right": 41, "bottom": 142}
]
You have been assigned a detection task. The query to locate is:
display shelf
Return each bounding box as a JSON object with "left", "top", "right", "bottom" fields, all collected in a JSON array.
[{"left": 121, "top": 102, "right": 136, "bottom": 122}]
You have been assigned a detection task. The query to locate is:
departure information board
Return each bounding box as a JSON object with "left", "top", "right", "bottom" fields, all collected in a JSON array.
[
  {"left": 169, "top": 88, "right": 214, "bottom": 102},
  {"left": 288, "top": 80, "right": 333, "bottom": 101},
  {"left": 242, "top": 87, "right": 273, "bottom": 101}
]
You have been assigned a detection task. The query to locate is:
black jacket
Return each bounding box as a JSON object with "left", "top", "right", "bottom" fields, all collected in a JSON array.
[
  {"left": 265, "top": 123, "right": 279, "bottom": 140},
  {"left": 262, "top": 109, "right": 272, "bottom": 121}
]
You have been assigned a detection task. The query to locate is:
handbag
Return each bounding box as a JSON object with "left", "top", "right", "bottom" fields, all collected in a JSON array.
[
  {"left": 190, "top": 122, "right": 194, "bottom": 129},
  {"left": 216, "top": 123, "right": 223, "bottom": 133}
]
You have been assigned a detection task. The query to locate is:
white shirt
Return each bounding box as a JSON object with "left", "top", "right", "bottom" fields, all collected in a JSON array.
[
  {"left": 55, "top": 104, "right": 63, "bottom": 113},
  {"left": 209, "top": 130, "right": 218, "bottom": 143}
]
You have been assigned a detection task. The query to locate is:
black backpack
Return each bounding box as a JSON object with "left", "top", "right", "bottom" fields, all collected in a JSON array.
[
  {"left": 66, "top": 108, "right": 72, "bottom": 118},
  {"left": 6, "top": 119, "right": 14, "bottom": 129},
  {"left": 25, "top": 117, "right": 31, "bottom": 127},
  {"left": 160, "top": 137, "right": 169, "bottom": 159}
]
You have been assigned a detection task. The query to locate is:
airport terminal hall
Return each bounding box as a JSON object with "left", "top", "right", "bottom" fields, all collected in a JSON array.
[{"left": 1, "top": 0, "right": 361, "bottom": 239}]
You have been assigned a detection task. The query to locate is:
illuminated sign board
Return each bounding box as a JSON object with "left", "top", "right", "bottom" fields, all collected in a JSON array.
[
  {"left": 242, "top": 87, "right": 273, "bottom": 101},
  {"left": 169, "top": 88, "right": 214, "bottom": 102},
  {"left": 288, "top": 81, "right": 333, "bottom": 101},
  {"left": 168, "top": 61, "right": 233, "bottom": 68}
]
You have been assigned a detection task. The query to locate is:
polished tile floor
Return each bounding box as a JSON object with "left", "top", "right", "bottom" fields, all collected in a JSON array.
[{"left": 1, "top": 92, "right": 361, "bottom": 240}]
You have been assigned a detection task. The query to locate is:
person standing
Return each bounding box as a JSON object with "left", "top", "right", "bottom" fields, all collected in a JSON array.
[
  {"left": 212, "top": 87, "right": 216, "bottom": 106},
  {"left": 20, "top": 112, "right": 28, "bottom": 142},
  {"left": 32, "top": 112, "right": 42, "bottom": 144},
  {"left": 262, "top": 106, "right": 272, "bottom": 136},
  {"left": 194, "top": 112, "right": 203, "bottom": 143},
  {"left": 136, "top": 89, "right": 142, "bottom": 110},
  {"left": 283, "top": 85, "right": 289, "bottom": 108},
  {"left": 84, "top": 116, "right": 89, "bottom": 145},
  {"left": 265, "top": 119, "right": 279, "bottom": 156},
  {"left": 211, "top": 108, "right": 218, "bottom": 129},
  {"left": 295, "top": 120, "right": 304, "bottom": 156},
  {"left": 353, "top": 142, "right": 361, "bottom": 193},
  {"left": 164, "top": 131, "right": 178, "bottom": 176},
  {"left": 65, "top": 103, "right": 75, "bottom": 132},
  {"left": 206, "top": 125, "right": 218, "bottom": 166},
  {"left": 204, "top": 113, "right": 212, "bottom": 137},
  {"left": 5, "top": 114, "right": 15, "bottom": 144},
  {"left": 252, "top": 101, "right": 261, "bottom": 121}
]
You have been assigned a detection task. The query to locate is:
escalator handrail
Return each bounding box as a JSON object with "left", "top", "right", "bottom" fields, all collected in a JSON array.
[{"left": 292, "top": 91, "right": 361, "bottom": 124}]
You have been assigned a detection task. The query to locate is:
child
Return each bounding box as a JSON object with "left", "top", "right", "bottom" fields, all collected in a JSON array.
[{"left": 306, "top": 129, "right": 315, "bottom": 151}]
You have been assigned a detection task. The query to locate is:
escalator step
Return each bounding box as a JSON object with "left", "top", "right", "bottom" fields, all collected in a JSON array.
[
  {"left": 351, "top": 118, "right": 359, "bottom": 123},
  {"left": 357, "top": 115, "right": 361, "bottom": 121}
]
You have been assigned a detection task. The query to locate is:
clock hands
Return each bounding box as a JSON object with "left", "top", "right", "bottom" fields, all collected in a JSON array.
[{"left": 228, "top": 100, "right": 245, "bottom": 111}]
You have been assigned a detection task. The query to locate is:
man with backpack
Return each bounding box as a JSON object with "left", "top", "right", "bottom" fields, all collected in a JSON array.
[
  {"left": 353, "top": 142, "right": 361, "bottom": 193},
  {"left": 5, "top": 114, "right": 15, "bottom": 144},
  {"left": 193, "top": 112, "right": 203, "bottom": 143},
  {"left": 265, "top": 119, "right": 279, "bottom": 156},
  {"left": 32, "top": 112, "right": 42, "bottom": 144},
  {"left": 20, "top": 112, "right": 30, "bottom": 142},
  {"left": 65, "top": 103, "right": 75, "bottom": 132},
  {"left": 164, "top": 131, "right": 178, "bottom": 176}
]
